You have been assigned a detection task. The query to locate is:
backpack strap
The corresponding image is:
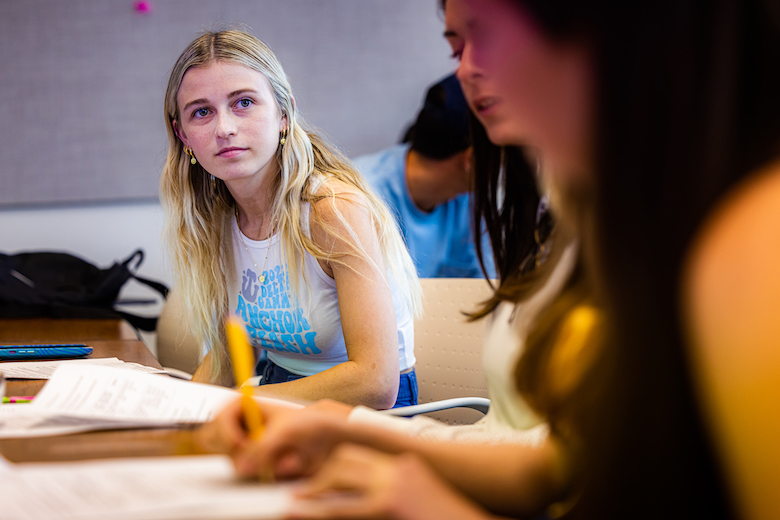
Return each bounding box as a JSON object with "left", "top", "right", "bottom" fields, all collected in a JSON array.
[
  {"left": 114, "top": 249, "right": 170, "bottom": 331},
  {"left": 130, "top": 274, "right": 169, "bottom": 299},
  {"left": 114, "top": 310, "right": 160, "bottom": 332},
  {"left": 122, "top": 249, "right": 145, "bottom": 271},
  {"left": 119, "top": 249, "right": 169, "bottom": 298}
]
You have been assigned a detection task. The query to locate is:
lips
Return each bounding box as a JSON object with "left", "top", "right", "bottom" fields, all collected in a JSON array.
[
  {"left": 217, "top": 146, "right": 247, "bottom": 157},
  {"left": 473, "top": 97, "right": 498, "bottom": 114}
]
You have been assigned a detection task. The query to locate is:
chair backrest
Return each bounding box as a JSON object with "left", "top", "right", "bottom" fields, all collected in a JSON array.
[
  {"left": 413, "top": 277, "right": 494, "bottom": 425},
  {"left": 156, "top": 288, "right": 201, "bottom": 375}
]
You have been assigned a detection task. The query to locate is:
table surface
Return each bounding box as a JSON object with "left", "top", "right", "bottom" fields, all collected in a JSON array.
[
  {"left": 0, "top": 318, "right": 209, "bottom": 463},
  {"left": 0, "top": 317, "right": 140, "bottom": 343}
]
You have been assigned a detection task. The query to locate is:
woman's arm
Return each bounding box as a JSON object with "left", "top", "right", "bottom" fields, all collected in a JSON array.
[
  {"left": 249, "top": 187, "right": 401, "bottom": 409},
  {"left": 683, "top": 162, "right": 780, "bottom": 520},
  {"left": 201, "top": 400, "right": 568, "bottom": 517},
  {"left": 289, "top": 444, "right": 505, "bottom": 520},
  {"left": 382, "top": 429, "right": 567, "bottom": 517},
  {"left": 348, "top": 403, "right": 549, "bottom": 446}
]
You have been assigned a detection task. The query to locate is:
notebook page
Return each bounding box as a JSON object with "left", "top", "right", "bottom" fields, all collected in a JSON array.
[{"left": 0, "top": 454, "right": 291, "bottom": 520}]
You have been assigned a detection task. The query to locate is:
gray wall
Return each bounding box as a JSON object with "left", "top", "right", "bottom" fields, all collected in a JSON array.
[{"left": 0, "top": 0, "right": 453, "bottom": 207}]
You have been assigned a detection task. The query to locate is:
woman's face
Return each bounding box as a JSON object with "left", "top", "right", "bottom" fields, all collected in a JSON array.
[
  {"left": 444, "top": 0, "right": 594, "bottom": 182},
  {"left": 174, "top": 60, "right": 286, "bottom": 190}
]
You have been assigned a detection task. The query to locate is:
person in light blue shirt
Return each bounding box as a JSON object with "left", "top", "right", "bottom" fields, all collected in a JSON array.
[{"left": 353, "top": 74, "right": 494, "bottom": 278}]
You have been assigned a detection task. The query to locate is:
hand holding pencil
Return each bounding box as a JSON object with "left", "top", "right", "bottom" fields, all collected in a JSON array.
[
  {"left": 199, "top": 316, "right": 302, "bottom": 481},
  {"left": 226, "top": 316, "right": 264, "bottom": 440}
]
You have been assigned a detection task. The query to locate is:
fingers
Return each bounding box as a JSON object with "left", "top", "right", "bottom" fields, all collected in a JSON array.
[
  {"left": 198, "top": 395, "right": 295, "bottom": 453},
  {"left": 200, "top": 397, "right": 355, "bottom": 482},
  {"left": 289, "top": 445, "right": 490, "bottom": 520},
  {"left": 258, "top": 407, "right": 350, "bottom": 478},
  {"left": 297, "top": 444, "right": 395, "bottom": 498},
  {"left": 307, "top": 399, "right": 355, "bottom": 419},
  {"left": 235, "top": 411, "right": 331, "bottom": 480},
  {"left": 231, "top": 433, "right": 304, "bottom": 479},
  {"left": 287, "top": 495, "right": 389, "bottom": 520},
  {"left": 196, "top": 397, "right": 248, "bottom": 453},
  {"left": 286, "top": 444, "right": 408, "bottom": 520}
]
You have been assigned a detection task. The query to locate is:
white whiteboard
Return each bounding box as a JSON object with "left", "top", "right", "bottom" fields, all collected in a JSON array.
[{"left": 0, "top": 0, "right": 454, "bottom": 206}]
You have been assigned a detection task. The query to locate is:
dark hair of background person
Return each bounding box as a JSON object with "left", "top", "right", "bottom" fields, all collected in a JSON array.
[
  {"left": 443, "top": 0, "right": 780, "bottom": 519},
  {"left": 403, "top": 72, "right": 547, "bottom": 298},
  {"left": 466, "top": 114, "right": 544, "bottom": 316},
  {"left": 401, "top": 74, "right": 472, "bottom": 160}
]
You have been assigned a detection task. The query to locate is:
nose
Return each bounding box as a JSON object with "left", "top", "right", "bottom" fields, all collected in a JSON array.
[
  {"left": 456, "top": 44, "right": 480, "bottom": 85},
  {"left": 215, "top": 111, "right": 237, "bottom": 139}
]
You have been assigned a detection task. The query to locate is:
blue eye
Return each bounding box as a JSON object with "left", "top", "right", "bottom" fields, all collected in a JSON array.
[
  {"left": 237, "top": 98, "right": 253, "bottom": 108},
  {"left": 193, "top": 107, "right": 209, "bottom": 118}
]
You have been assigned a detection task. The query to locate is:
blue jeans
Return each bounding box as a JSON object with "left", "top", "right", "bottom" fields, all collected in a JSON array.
[{"left": 260, "top": 360, "right": 418, "bottom": 408}]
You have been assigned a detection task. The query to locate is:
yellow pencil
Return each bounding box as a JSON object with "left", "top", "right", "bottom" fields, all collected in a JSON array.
[{"left": 226, "top": 316, "right": 264, "bottom": 439}]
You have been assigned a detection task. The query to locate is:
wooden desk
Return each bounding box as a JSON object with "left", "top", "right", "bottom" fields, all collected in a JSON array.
[
  {"left": 0, "top": 318, "right": 208, "bottom": 463},
  {"left": 0, "top": 317, "right": 139, "bottom": 343}
]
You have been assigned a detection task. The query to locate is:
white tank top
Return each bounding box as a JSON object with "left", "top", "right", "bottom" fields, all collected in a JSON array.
[{"left": 228, "top": 206, "right": 415, "bottom": 377}]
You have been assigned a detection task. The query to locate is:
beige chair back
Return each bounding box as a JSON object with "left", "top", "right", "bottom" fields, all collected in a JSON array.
[
  {"left": 413, "top": 277, "right": 494, "bottom": 425},
  {"left": 156, "top": 288, "right": 201, "bottom": 376}
]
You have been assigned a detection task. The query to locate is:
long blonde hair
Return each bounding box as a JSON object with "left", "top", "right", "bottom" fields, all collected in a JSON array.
[{"left": 160, "top": 30, "right": 421, "bottom": 383}]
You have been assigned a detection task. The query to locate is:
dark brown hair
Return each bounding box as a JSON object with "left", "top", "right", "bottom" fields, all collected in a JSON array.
[
  {"left": 468, "top": 113, "right": 545, "bottom": 318},
  {"left": 448, "top": 0, "right": 780, "bottom": 518}
]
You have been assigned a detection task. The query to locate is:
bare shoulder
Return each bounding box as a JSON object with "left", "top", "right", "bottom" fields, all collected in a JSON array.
[
  {"left": 307, "top": 177, "right": 378, "bottom": 261},
  {"left": 683, "top": 159, "right": 780, "bottom": 520},
  {"left": 311, "top": 178, "right": 367, "bottom": 207},
  {"left": 685, "top": 160, "right": 780, "bottom": 337},
  {"left": 309, "top": 177, "right": 372, "bottom": 230}
]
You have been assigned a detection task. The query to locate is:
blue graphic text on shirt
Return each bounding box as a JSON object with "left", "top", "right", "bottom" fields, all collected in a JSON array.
[{"left": 235, "top": 264, "right": 321, "bottom": 355}]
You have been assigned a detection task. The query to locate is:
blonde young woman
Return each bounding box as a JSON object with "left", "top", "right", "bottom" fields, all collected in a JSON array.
[{"left": 160, "top": 30, "right": 421, "bottom": 409}]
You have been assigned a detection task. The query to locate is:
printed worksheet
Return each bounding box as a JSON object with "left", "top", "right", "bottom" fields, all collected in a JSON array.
[
  {"left": 30, "top": 364, "right": 238, "bottom": 423},
  {"left": 0, "top": 364, "right": 302, "bottom": 438},
  {"left": 0, "top": 454, "right": 291, "bottom": 520},
  {"left": 0, "top": 403, "right": 154, "bottom": 438},
  {"left": 0, "top": 357, "right": 167, "bottom": 379}
]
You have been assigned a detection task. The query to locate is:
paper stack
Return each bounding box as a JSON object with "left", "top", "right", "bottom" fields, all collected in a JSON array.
[{"left": 0, "top": 364, "right": 238, "bottom": 438}]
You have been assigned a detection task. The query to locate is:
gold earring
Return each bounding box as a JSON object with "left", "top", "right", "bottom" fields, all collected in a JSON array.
[
  {"left": 279, "top": 128, "right": 288, "bottom": 146},
  {"left": 185, "top": 147, "right": 197, "bottom": 165}
]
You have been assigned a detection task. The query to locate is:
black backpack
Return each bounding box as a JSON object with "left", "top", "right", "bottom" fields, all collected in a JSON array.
[{"left": 0, "top": 249, "right": 169, "bottom": 332}]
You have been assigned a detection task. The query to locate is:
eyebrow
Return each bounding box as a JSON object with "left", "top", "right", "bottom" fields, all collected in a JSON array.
[
  {"left": 443, "top": 30, "right": 457, "bottom": 38},
  {"left": 227, "top": 88, "right": 258, "bottom": 99},
  {"left": 181, "top": 89, "right": 260, "bottom": 114},
  {"left": 182, "top": 98, "right": 208, "bottom": 114}
]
